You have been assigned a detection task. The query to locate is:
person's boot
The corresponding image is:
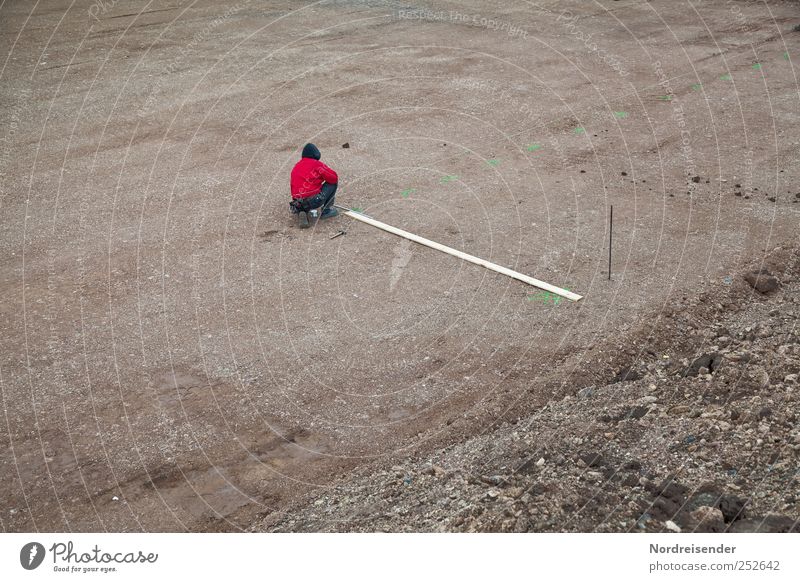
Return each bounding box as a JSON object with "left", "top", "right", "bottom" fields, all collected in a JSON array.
[
  {"left": 320, "top": 207, "right": 338, "bottom": 219},
  {"left": 298, "top": 211, "right": 310, "bottom": 229}
]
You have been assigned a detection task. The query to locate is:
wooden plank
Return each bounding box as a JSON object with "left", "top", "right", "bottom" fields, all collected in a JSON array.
[{"left": 338, "top": 209, "right": 583, "bottom": 302}]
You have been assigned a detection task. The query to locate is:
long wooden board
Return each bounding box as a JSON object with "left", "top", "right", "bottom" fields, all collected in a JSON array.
[{"left": 337, "top": 208, "right": 583, "bottom": 302}]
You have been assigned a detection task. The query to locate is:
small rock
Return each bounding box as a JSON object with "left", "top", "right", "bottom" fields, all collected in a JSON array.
[
  {"left": 422, "top": 464, "right": 447, "bottom": 478},
  {"left": 719, "top": 495, "right": 748, "bottom": 522},
  {"left": 622, "top": 405, "right": 650, "bottom": 420},
  {"left": 481, "top": 475, "right": 505, "bottom": 486},
  {"left": 683, "top": 353, "right": 722, "bottom": 377},
  {"left": 341, "top": 142, "right": 350, "bottom": 148},
  {"left": 744, "top": 269, "right": 780, "bottom": 294},
  {"left": 665, "top": 520, "right": 681, "bottom": 532},
  {"left": 579, "top": 451, "right": 607, "bottom": 467},
  {"left": 654, "top": 478, "right": 688, "bottom": 502},
  {"left": 610, "top": 367, "right": 641, "bottom": 383},
  {"left": 690, "top": 506, "right": 725, "bottom": 531}
]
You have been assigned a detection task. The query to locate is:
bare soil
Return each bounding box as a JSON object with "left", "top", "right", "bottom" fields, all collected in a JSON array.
[
  {"left": 1, "top": 0, "right": 798, "bottom": 532},
  {"left": 266, "top": 247, "right": 800, "bottom": 532}
]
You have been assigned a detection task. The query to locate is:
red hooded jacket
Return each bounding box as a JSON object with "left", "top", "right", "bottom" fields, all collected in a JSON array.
[{"left": 290, "top": 144, "right": 338, "bottom": 199}]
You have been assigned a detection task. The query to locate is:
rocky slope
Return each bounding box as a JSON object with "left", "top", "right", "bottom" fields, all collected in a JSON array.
[{"left": 259, "top": 246, "right": 800, "bottom": 532}]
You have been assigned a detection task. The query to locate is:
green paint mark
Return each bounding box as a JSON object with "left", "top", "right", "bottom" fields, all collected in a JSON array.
[
  {"left": 527, "top": 289, "right": 571, "bottom": 305},
  {"left": 691, "top": 83, "right": 702, "bottom": 91},
  {"left": 752, "top": 63, "right": 762, "bottom": 70},
  {"left": 783, "top": 52, "right": 790, "bottom": 60},
  {"left": 526, "top": 143, "right": 543, "bottom": 152},
  {"left": 486, "top": 158, "right": 500, "bottom": 167},
  {"left": 351, "top": 206, "right": 365, "bottom": 214},
  {"left": 719, "top": 73, "right": 732, "bottom": 81},
  {"left": 613, "top": 111, "right": 627, "bottom": 118},
  {"left": 400, "top": 188, "right": 415, "bottom": 198},
  {"left": 657, "top": 95, "right": 672, "bottom": 101},
  {"left": 441, "top": 174, "right": 458, "bottom": 184},
  {"left": 573, "top": 126, "right": 586, "bottom": 135}
]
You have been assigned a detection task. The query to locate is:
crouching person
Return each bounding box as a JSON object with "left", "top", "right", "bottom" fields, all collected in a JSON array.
[{"left": 289, "top": 143, "right": 339, "bottom": 228}]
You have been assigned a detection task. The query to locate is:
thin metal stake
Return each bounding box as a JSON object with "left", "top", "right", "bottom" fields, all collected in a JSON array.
[{"left": 608, "top": 205, "right": 613, "bottom": 281}]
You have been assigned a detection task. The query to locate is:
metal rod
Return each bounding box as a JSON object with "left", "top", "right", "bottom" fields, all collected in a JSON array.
[{"left": 608, "top": 205, "right": 613, "bottom": 281}]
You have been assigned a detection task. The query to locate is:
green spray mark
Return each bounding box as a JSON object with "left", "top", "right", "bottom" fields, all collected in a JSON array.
[
  {"left": 657, "top": 95, "right": 672, "bottom": 101},
  {"left": 573, "top": 126, "right": 586, "bottom": 135},
  {"left": 351, "top": 206, "right": 365, "bottom": 214},
  {"left": 441, "top": 175, "right": 458, "bottom": 183},
  {"left": 719, "top": 73, "right": 732, "bottom": 81},
  {"left": 613, "top": 111, "right": 627, "bottom": 118},
  {"left": 783, "top": 52, "right": 790, "bottom": 60},
  {"left": 400, "top": 188, "right": 415, "bottom": 198},
  {"left": 486, "top": 159, "right": 501, "bottom": 167},
  {"left": 752, "top": 63, "right": 762, "bottom": 70},
  {"left": 527, "top": 289, "right": 571, "bottom": 305},
  {"left": 691, "top": 83, "right": 702, "bottom": 91},
  {"left": 526, "top": 143, "right": 543, "bottom": 152}
]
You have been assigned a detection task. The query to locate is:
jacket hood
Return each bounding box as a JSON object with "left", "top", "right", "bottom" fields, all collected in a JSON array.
[{"left": 301, "top": 143, "right": 321, "bottom": 160}]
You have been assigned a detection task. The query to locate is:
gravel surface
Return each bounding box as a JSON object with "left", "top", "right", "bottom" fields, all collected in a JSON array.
[{"left": 264, "top": 247, "right": 800, "bottom": 532}]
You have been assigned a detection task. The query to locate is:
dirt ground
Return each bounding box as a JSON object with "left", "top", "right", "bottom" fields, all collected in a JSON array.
[
  {"left": 1, "top": 0, "right": 798, "bottom": 532},
  {"left": 266, "top": 247, "right": 800, "bottom": 532}
]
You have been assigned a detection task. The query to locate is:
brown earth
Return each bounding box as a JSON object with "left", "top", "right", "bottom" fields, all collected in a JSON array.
[
  {"left": 0, "top": 0, "right": 799, "bottom": 532},
  {"left": 265, "top": 247, "right": 800, "bottom": 532}
]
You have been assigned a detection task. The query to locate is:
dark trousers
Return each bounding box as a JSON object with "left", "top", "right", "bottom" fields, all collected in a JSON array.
[{"left": 293, "top": 183, "right": 337, "bottom": 212}]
